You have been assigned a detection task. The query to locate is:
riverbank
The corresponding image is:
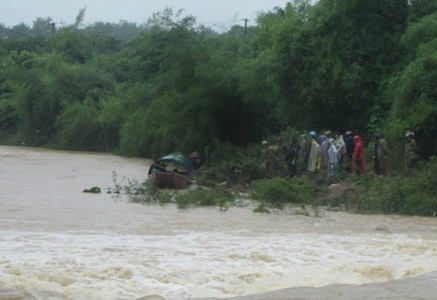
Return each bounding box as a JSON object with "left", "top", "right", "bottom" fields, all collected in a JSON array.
[
  {"left": 2, "top": 143, "right": 436, "bottom": 217},
  {"left": 121, "top": 136, "right": 435, "bottom": 217},
  {"left": 129, "top": 159, "right": 437, "bottom": 217}
]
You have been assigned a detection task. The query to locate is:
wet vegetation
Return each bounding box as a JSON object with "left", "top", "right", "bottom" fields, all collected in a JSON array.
[
  {"left": 2, "top": 1, "right": 437, "bottom": 216},
  {"left": 175, "top": 187, "right": 235, "bottom": 210},
  {"left": 333, "top": 159, "right": 437, "bottom": 216}
]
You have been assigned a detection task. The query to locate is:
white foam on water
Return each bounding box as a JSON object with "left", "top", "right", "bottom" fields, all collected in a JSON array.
[{"left": 1, "top": 229, "right": 437, "bottom": 300}]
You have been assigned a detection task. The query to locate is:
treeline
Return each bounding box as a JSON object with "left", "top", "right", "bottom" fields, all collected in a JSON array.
[{"left": 0, "top": 0, "right": 437, "bottom": 161}]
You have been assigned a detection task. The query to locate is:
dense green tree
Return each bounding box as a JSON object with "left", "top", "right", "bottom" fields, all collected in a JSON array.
[
  {"left": 1, "top": 3, "right": 437, "bottom": 161},
  {"left": 55, "top": 27, "right": 93, "bottom": 63},
  {"left": 273, "top": 0, "right": 408, "bottom": 131},
  {"left": 388, "top": 14, "right": 437, "bottom": 158},
  {"left": 401, "top": 14, "right": 437, "bottom": 55},
  {"left": 408, "top": 0, "right": 437, "bottom": 22},
  {"left": 32, "top": 17, "right": 53, "bottom": 38},
  {"left": 51, "top": 62, "right": 114, "bottom": 104},
  {"left": 55, "top": 101, "right": 101, "bottom": 150},
  {"left": 14, "top": 70, "right": 59, "bottom": 144},
  {"left": 84, "top": 21, "right": 142, "bottom": 41}
]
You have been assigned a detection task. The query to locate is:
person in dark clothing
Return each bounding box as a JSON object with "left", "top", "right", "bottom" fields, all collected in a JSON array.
[
  {"left": 344, "top": 131, "right": 355, "bottom": 158},
  {"left": 344, "top": 131, "right": 355, "bottom": 172},
  {"left": 286, "top": 136, "right": 300, "bottom": 178}
]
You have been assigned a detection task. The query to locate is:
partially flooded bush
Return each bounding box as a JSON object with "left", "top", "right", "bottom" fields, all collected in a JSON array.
[
  {"left": 127, "top": 180, "right": 172, "bottom": 205},
  {"left": 110, "top": 171, "right": 171, "bottom": 205},
  {"left": 250, "top": 177, "right": 318, "bottom": 209},
  {"left": 175, "top": 187, "right": 235, "bottom": 209}
]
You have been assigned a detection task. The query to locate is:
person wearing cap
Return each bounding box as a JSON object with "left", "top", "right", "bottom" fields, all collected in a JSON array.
[
  {"left": 307, "top": 131, "right": 321, "bottom": 172},
  {"left": 404, "top": 131, "right": 418, "bottom": 168},
  {"left": 268, "top": 137, "right": 287, "bottom": 176},
  {"left": 261, "top": 140, "right": 271, "bottom": 177},
  {"left": 373, "top": 133, "right": 389, "bottom": 175}
]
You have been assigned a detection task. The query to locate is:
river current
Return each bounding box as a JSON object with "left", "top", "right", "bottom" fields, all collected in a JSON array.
[{"left": 0, "top": 145, "right": 436, "bottom": 300}]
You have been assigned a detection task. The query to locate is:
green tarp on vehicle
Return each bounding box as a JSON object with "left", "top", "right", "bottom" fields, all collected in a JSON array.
[{"left": 156, "top": 152, "right": 193, "bottom": 173}]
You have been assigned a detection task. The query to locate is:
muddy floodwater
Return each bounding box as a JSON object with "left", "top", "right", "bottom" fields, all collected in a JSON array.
[{"left": 0, "top": 145, "right": 437, "bottom": 300}]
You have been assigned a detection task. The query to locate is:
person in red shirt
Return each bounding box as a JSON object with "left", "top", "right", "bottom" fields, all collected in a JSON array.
[{"left": 352, "top": 135, "right": 365, "bottom": 175}]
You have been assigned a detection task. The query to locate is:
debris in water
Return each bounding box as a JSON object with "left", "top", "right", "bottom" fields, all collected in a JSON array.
[{"left": 83, "top": 186, "right": 101, "bottom": 194}]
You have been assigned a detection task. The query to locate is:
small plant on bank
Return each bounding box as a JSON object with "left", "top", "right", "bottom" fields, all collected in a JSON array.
[{"left": 253, "top": 201, "right": 271, "bottom": 214}]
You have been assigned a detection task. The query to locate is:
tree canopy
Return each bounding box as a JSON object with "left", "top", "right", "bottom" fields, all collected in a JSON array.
[{"left": 0, "top": 2, "right": 436, "bottom": 160}]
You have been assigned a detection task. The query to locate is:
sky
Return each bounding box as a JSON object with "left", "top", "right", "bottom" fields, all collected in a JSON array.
[{"left": 1, "top": 0, "right": 290, "bottom": 30}]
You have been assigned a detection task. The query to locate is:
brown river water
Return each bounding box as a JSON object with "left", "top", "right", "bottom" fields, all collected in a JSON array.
[{"left": 0, "top": 145, "right": 436, "bottom": 300}]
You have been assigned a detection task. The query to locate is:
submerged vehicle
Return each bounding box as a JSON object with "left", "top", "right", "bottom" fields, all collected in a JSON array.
[{"left": 148, "top": 152, "right": 193, "bottom": 189}]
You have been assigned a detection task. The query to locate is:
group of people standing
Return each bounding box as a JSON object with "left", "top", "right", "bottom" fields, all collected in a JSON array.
[
  {"left": 305, "top": 131, "right": 363, "bottom": 176},
  {"left": 261, "top": 130, "right": 419, "bottom": 178}
]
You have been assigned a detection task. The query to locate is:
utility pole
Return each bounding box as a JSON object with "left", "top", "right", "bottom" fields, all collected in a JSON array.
[
  {"left": 50, "top": 22, "right": 56, "bottom": 53},
  {"left": 242, "top": 18, "right": 249, "bottom": 38}
]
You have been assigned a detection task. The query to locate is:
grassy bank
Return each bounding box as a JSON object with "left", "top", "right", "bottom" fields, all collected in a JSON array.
[
  {"left": 330, "top": 159, "right": 437, "bottom": 216},
  {"left": 116, "top": 140, "right": 437, "bottom": 217}
]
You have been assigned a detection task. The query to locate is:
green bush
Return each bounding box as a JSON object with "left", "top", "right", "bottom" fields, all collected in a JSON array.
[
  {"left": 175, "top": 187, "right": 235, "bottom": 209},
  {"left": 55, "top": 102, "right": 101, "bottom": 151},
  {"left": 340, "top": 159, "right": 437, "bottom": 216},
  {"left": 196, "top": 140, "right": 264, "bottom": 186},
  {"left": 0, "top": 98, "right": 20, "bottom": 134},
  {"left": 387, "top": 159, "right": 437, "bottom": 215},
  {"left": 352, "top": 173, "right": 392, "bottom": 213},
  {"left": 250, "top": 177, "right": 318, "bottom": 208},
  {"left": 111, "top": 173, "right": 172, "bottom": 205}
]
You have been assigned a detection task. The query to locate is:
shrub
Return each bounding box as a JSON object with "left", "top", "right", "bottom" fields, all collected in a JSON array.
[
  {"left": 250, "top": 177, "right": 318, "bottom": 208},
  {"left": 175, "top": 187, "right": 235, "bottom": 209},
  {"left": 110, "top": 172, "right": 172, "bottom": 205},
  {"left": 0, "top": 98, "right": 20, "bottom": 135},
  {"left": 55, "top": 102, "right": 102, "bottom": 151},
  {"left": 387, "top": 159, "right": 437, "bottom": 215},
  {"left": 196, "top": 140, "right": 264, "bottom": 186},
  {"left": 336, "top": 159, "right": 437, "bottom": 216}
]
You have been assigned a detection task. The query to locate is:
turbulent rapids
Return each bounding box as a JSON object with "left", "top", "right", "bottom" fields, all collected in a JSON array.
[{"left": 1, "top": 146, "right": 437, "bottom": 300}]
